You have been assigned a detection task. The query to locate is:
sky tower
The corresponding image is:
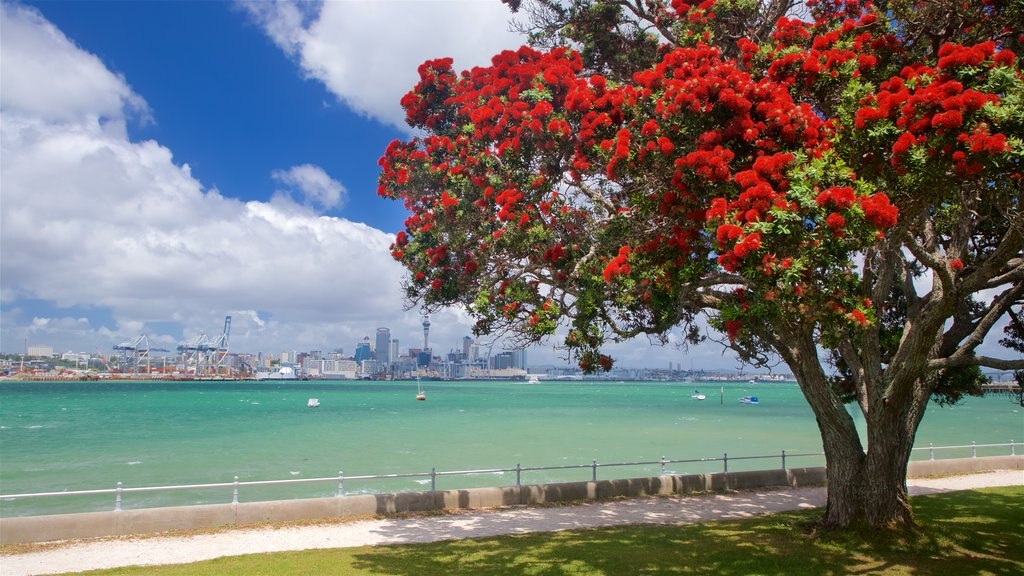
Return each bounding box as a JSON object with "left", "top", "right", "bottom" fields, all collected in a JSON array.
[{"left": 422, "top": 315, "right": 431, "bottom": 351}]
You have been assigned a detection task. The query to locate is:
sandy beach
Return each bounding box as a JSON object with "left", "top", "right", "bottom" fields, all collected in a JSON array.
[{"left": 2, "top": 470, "right": 1021, "bottom": 576}]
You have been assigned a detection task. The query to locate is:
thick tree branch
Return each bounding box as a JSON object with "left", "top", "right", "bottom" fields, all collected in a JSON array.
[
  {"left": 941, "top": 283, "right": 1024, "bottom": 366},
  {"left": 929, "top": 356, "right": 1024, "bottom": 370}
]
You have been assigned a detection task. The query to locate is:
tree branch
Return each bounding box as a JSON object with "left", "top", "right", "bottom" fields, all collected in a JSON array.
[
  {"left": 940, "top": 282, "right": 1024, "bottom": 366},
  {"left": 929, "top": 356, "right": 1024, "bottom": 370}
]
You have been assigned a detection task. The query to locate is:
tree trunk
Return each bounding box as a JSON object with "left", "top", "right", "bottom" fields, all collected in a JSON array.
[
  {"left": 774, "top": 322, "right": 920, "bottom": 530},
  {"left": 818, "top": 424, "right": 916, "bottom": 530}
]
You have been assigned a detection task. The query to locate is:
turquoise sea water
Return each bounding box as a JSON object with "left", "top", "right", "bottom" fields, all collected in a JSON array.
[{"left": 1, "top": 379, "right": 1020, "bottom": 517}]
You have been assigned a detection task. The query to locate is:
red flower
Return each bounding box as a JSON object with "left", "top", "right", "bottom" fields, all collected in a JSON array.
[
  {"left": 724, "top": 319, "right": 743, "bottom": 342},
  {"left": 848, "top": 310, "right": 868, "bottom": 327},
  {"left": 603, "top": 246, "right": 632, "bottom": 282},
  {"left": 826, "top": 212, "right": 846, "bottom": 231},
  {"left": 994, "top": 50, "right": 1016, "bottom": 67},
  {"left": 860, "top": 193, "right": 899, "bottom": 230},
  {"left": 950, "top": 259, "right": 964, "bottom": 271}
]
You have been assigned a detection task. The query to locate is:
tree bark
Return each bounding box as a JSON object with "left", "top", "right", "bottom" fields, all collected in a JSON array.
[
  {"left": 774, "top": 321, "right": 920, "bottom": 530},
  {"left": 818, "top": 415, "right": 917, "bottom": 529}
]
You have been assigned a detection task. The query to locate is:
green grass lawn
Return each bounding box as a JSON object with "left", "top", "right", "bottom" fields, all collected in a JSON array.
[{"left": 64, "top": 486, "right": 1024, "bottom": 575}]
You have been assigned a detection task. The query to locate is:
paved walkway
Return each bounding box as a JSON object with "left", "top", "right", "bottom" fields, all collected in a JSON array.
[{"left": 2, "top": 471, "right": 1021, "bottom": 576}]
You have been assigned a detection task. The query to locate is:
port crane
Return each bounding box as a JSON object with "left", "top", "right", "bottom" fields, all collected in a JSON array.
[
  {"left": 112, "top": 335, "right": 169, "bottom": 374},
  {"left": 177, "top": 316, "right": 232, "bottom": 376}
]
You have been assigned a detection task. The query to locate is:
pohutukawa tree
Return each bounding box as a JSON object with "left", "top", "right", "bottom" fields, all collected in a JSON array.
[{"left": 378, "top": 0, "right": 1024, "bottom": 529}]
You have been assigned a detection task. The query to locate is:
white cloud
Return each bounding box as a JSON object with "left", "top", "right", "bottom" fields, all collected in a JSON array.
[
  {"left": 0, "top": 2, "right": 478, "bottom": 358},
  {"left": 238, "top": 0, "right": 527, "bottom": 131},
  {"left": 272, "top": 164, "right": 347, "bottom": 210},
  {"left": 0, "top": 3, "right": 150, "bottom": 131}
]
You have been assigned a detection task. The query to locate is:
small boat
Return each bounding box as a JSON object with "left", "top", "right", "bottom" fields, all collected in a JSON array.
[
  {"left": 691, "top": 389, "right": 706, "bottom": 400},
  {"left": 416, "top": 379, "right": 426, "bottom": 401},
  {"left": 527, "top": 375, "right": 541, "bottom": 384},
  {"left": 307, "top": 398, "right": 320, "bottom": 408},
  {"left": 739, "top": 396, "right": 759, "bottom": 405}
]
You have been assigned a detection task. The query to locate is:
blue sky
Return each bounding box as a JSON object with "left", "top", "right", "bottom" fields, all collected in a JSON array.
[{"left": 0, "top": 0, "right": 773, "bottom": 371}]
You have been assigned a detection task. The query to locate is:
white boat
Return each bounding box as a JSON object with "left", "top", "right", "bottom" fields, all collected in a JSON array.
[
  {"left": 255, "top": 366, "right": 297, "bottom": 380},
  {"left": 307, "top": 398, "right": 320, "bottom": 408},
  {"left": 739, "top": 396, "right": 759, "bottom": 405},
  {"left": 527, "top": 375, "right": 541, "bottom": 384},
  {"left": 416, "top": 379, "right": 426, "bottom": 401},
  {"left": 691, "top": 389, "right": 706, "bottom": 400}
]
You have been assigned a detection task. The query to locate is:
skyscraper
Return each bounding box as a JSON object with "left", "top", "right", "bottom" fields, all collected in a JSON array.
[
  {"left": 375, "top": 328, "right": 391, "bottom": 370},
  {"left": 354, "top": 337, "right": 372, "bottom": 363}
]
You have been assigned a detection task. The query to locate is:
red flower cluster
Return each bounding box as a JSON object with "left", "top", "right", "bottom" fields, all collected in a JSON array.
[
  {"left": 603, "top": 246, "right": 632, "bottom": 282},
  {"left": 723, "top": 319, "right": 743, "bottom": 341},
  {"left": 815, "top": 186, "right": 856, "bottom": 209},
  {"left": 853, "top": 42, "right": 1010, "bottom": 173},
  {"left": 767, "top": 10, "right": 892, "bottom": 88},
  {"left": 859, "top": 193, "right": 898, "bottom": 230}
]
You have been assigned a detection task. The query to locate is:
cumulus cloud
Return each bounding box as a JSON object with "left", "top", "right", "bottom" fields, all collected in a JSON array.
[
  {"left": 0, "top": 2, "right": 150, "bottom": 131},
  {"left": 0, "top": 3, "right": 469, "bottom": 357},
  {"left": 272, "top": 164, "right": 347, "bottom": 210},
  {"left": 238, "top": 0, "right": 527, "bottom": 130}
]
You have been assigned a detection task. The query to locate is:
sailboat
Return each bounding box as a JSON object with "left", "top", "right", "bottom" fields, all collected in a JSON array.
[
  {"left": 416, "top": 378, "right": 426, "bottom": 401},
  {"left": 690, "top": 389, "right": 706, "bottom": 401}
]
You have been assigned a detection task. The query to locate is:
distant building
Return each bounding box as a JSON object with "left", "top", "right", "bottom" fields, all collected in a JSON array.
[
  {"left": 512, "top": 349, "right": 527, "bottom": 370},
  {"left": 354, "top": 337, "right": 372, "bottom": 363},
  {"left": 322, "top": 358, "right": 358, "bottom": 379},
  {"left": 492, "top": 351, "right": 513, "bottom": 370},
  {"left": 26, "top": 345, "right": 54, "bottom": 358},
  {"left": 375, "top": 328, "right": 391, "bottom": 373}
]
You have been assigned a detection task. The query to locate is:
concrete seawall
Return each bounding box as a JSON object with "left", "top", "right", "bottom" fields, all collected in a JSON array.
[{"left": 2, "top": 455, "right": 1019, "bottom": 545}]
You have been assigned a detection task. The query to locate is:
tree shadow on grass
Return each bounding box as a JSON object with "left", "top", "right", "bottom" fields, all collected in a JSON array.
[{"left": 349, "top": 489, "right": 1024, "bottom": 576}]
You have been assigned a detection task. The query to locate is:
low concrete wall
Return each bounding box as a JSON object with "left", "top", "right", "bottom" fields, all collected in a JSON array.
[
  {"left": 0, "top": 456, "right": 1015, "bottom": 545},
  {"left": 907, "top": 454, "right": 1022, "bottom": 477}
]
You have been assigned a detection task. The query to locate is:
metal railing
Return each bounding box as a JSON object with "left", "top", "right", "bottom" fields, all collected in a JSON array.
[
  {"left": 915, "top": 440, "right": 1017, "bottom": 460},
  {"left": 0, "top": 441, "right": 1015, "bottom": 514}
]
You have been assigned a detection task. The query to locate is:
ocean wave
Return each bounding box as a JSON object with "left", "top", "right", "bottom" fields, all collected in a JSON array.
[{"left": 127, "top": 461, "right": 143, "bottom": 465}]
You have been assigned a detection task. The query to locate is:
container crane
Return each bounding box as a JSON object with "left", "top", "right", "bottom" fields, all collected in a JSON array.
[{"left": 113, "top": 335, "right": 169, "bottom": 374}]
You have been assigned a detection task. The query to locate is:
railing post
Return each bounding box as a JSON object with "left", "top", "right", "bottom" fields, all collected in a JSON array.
[
  {"left": 337, "top": 470, "right": 344, "bottom": 497},
  {"left": 660, "top": 456, "right": 667, "bottom": 475},
  {"left": 431, "top": 467, "right": 436, "bottom": 492},
  {"left": 232, "top": 476, "right": 239, "bottom": 504},
  {"left": 592, "top": 459, "right": 597, "bottom": 482},
  {"left": 929, "top": 443, "right": 935, "bottom": 460},
  {"left": 1011, "top": 440, "right": 1016, "bottom": 456},
  {"left": 515, "top": 463, "right": 521, "bottom": 487},
  {"left": 114, "top": 481, "right": 122, "bottom": 512},
  {"left": 723, "top": 453, "right": 728, "bottom": 474},
  {"left": 972, "top": 441, "right": 977, "bottom": 458},
  {"left": 781, "top": 450, "right": 786, "bottom": 470}
]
